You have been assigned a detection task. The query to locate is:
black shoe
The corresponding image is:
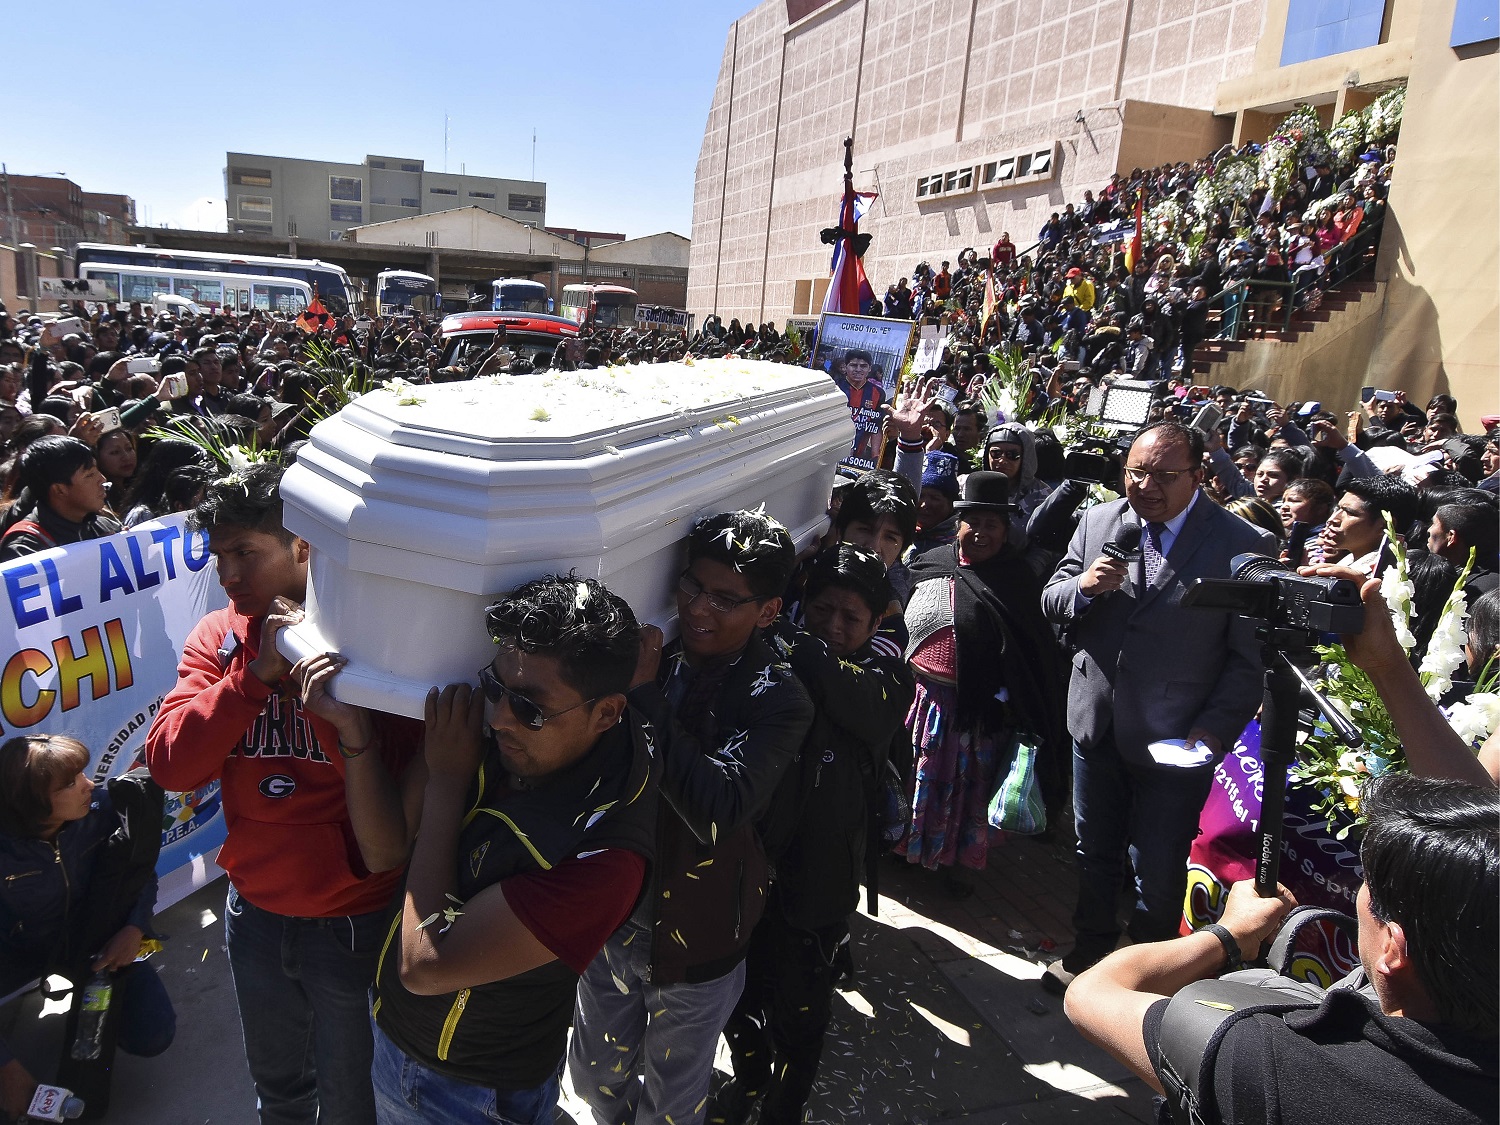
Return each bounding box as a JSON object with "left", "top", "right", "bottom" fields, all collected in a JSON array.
[{"left": 707, "top": 1079, "right": 761, "bottom": 1125}]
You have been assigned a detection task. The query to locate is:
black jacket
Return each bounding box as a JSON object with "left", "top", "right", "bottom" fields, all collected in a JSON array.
[
  {"left": 627, "top": 632, "right": 813, "bottom": 984},
  {"left": 759, "top": 619, "right": 914, "bottom": 929}
]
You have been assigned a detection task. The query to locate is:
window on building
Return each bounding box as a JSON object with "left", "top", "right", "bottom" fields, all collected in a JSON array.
[
  {"left": 230, "top": 167, "right": 273, "bottom": 187},
  {"left": 401, "top": 198, "right": 419, "bottom": 208},
  {"left": 238, "top": 195, "right": 273, "bottom": 219},
  {"left": 330, "top": 230, "right": 346, "bottom": 240},
  {"left": 469, "top": 191, "right": 496, "bottom": 199},
  {"left": 330, "top": 176, "right": 363, "bottom": 202},
  {"left": 508, "top": 194, "right": 544, "bottom": 212},
  {"left": 330, "top": 203, "right": 363, "bottom": 223},
  {"left": 369, "top": 160, "right": 387, "bottom": 169},
  {"left": 401, "top": 163, "right": 422, "bottom": 172},
  {"left": 430, "top": 187, "right": 458, "bottom": 196},
  {"left": 373, "top": 197, "right": 388, "bottom": 205}
]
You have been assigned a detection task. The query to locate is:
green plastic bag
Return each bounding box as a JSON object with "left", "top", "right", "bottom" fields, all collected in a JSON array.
[{"left": 988, "top": 733, "right": 1047, "bottom": 835}]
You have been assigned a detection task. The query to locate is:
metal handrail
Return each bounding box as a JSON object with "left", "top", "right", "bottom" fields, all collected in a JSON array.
[{"left": 1204, "top": 216, "right": 1386, "bottom": 344}]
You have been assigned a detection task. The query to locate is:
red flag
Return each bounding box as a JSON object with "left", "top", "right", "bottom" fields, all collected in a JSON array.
[
  {"left": 822, "top": 139, "right": 876, "bottom": 316},
  {"left": 1125, "top": 195, "right": 1144, "bottom": 273},
  {"left": 296, "top": 295, "right": 333, "bottom": 336}
]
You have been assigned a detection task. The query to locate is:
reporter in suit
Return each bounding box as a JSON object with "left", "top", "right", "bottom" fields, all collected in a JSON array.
[{"left": 1040, "top": 420, "right": 1275, "bottom": 993}]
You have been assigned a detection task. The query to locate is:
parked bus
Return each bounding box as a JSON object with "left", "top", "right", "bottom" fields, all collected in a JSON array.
[
  {"left": 374, "top": 270, "right": 439, "bottom": 315},
  {"left": 558, "top": 283, "right": 637, "bottom": 328},
  {"left": 74, "top": 243, "right": 354, "bottom": 313},
  {"left": 76, "top": 262, "right": 311, "bottom": 314},
  {"left": 489, "top": 278, "right": 551, "bottom": 314}
]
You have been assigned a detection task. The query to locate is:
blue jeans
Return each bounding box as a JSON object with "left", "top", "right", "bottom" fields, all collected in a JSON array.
[
  {"left": 569, "top": 916, "right": 747, "bottom": 1125},
  {"left": 224, "top": 884, "right": 387, "bottom": 1125},
  {"left": 1069, "top": 735, "right": 1214, "bottom": 967},
  {"left": 114, "top": 960, "right": 176, "bottom": 1058},
  {"left": 371, "top": 1022, "right": 557, "bottom": 1125}
]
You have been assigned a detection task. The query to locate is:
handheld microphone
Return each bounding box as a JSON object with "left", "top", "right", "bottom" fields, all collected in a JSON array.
[{"left": 1101, "top": 523, "right": 1142, "bottom": 563}]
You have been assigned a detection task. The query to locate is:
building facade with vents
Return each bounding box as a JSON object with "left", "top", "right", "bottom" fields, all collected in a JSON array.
[{"left": 688, "top": 0, "right": 1496, "bottom": 415}]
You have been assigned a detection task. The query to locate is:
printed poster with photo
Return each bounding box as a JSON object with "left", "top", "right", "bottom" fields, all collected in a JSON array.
[{"left": 809, "top": 312, "right": 916, "bottom": 473}]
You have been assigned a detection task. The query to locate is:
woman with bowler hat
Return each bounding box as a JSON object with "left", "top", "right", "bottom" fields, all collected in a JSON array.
[{"left": 895, "top": 473, "right": 1066, "bottom": 895}]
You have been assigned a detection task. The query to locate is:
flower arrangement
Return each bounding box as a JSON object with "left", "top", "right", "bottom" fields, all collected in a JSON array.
[
  {"left": 1291, "top": 519, "right": 1493, "bottom": 836},
  {"left": 1365, "top": 85, "right": 1406, "bottom": 144},
  {"left": 1327, "top": 107, "right": 1367, "bottom": 166}
]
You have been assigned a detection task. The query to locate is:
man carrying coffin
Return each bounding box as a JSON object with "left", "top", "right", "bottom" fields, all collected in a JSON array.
[
  {"left": 340, "top": 575, "right": 659, "bottom": 1124},
  {"left": 146, "top": 463, "right": 422, "bottom": 1125},
  {"left": 570, "top": 509, "right": 814, "bottom": 1125}
]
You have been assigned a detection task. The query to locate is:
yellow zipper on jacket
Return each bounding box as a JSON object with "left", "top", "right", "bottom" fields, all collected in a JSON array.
[{"left": 437, "top": 988, "right": 470, "bottom": 1061}]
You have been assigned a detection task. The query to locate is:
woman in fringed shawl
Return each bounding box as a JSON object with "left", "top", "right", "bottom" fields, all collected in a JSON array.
[{"left": 895, "top": 471, "right": 1066, "bottom": 895}]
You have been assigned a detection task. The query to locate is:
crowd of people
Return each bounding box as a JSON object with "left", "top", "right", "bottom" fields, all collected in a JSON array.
[
  {"left": 859, "top": 132, "right": 1395, "bottom": 386},
  {"left": 0, "top": 224, "right": 1496, "bottom": 1125}
]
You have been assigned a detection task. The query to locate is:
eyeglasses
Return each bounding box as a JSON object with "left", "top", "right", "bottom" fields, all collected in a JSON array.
[
  {"left": 988, "top": 448, "right": 1023, "bottom": 462},
  {"left": 477, "top": 665, "right": 596, "bottom": 731},
  {"left": 1124, "top": 466, "right": 1197, "bottom": 485},
  {"left": 677, "top": 570, "right": 763, "bottom": 615}
]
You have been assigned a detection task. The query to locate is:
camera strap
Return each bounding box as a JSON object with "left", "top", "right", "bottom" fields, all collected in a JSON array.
[{"left": 1157, "top": 977, "right": 1322, "bottom": 1125}]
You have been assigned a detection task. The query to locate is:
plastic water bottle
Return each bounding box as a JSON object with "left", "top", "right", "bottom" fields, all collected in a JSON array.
[{"left": 69, "top": 971, "right": 112, "bottom": 1061}]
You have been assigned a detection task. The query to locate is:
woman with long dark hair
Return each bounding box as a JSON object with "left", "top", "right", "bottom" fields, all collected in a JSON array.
[{"left": 0, "top": 736, "right": 174, "bottom": 1119}]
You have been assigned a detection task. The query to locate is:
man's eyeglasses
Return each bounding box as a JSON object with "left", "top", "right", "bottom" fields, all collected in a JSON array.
[
  {"left": 988, "top": 448, "right": 1023, "bottom": 462},
  {"left": 677, "top": 570, "right": 763, "bottom": 615},
  {"left": 477, "top": 665, "right": 596, "bottom": 731},
  {"left": 1124, "top": 466, "right": 1197, "bottom": 485}
]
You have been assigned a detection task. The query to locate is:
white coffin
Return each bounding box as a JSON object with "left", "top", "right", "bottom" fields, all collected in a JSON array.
[{"left": 278, "top": 359, "right": 853, "bottom": 717}]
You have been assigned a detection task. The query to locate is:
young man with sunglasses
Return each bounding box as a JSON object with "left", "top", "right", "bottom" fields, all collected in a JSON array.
[
  {"left": 570, "top": 509, "right": 814, "bottom": 1125},
  {"left": 1040, "top": 421, "right": 1274, "bottom": 996},
  {"left": 319, "top": 575, "right": 659, "bottom": 1125}
]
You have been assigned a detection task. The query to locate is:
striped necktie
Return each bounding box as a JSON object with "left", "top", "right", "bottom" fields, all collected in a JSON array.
[{"left": 1144, "top": 521, "right": 1167, "bottom": 586}]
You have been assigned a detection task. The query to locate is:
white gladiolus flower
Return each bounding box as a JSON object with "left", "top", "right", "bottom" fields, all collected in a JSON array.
[
  {"left": 1418, "top": 592, "right": 1469, "bottom": 702},
  {"left": 1447, "top": 693, "right": 1500, "bottom": 747},
  {"left": 225, "top": 447, "right": 252, "bottom": 473}
]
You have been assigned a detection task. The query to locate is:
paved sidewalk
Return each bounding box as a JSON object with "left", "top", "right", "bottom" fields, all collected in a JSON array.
[{"left": 9, "top": 832, "right": 1156, "bottom": 1124}]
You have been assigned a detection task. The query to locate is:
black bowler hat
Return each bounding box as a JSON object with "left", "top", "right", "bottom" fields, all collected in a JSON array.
[{"left": 952, "top": 471, "right": 1018, "bottom": 513}]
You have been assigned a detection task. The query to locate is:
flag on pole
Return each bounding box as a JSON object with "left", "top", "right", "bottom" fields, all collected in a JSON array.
[
  {"left": 821, "top": 138, "right": 876, "bottom": 316},
  {"left": 1124, "top": 194, "right": 1144, "bottom": 273},
  {"left": 296, "top": 294, "right": 334, "bottom": 336},
  {"left": 980, "top": 267, "right": 998, "bottom": 336}
]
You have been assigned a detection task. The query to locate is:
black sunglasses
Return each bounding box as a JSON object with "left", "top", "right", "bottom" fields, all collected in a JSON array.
[{"left": 477, "top": 665, "right": 596, "bottom": 731}]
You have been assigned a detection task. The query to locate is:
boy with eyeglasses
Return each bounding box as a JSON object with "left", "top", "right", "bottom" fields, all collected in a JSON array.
[{"left": 570, "top": 509, "right": 813, "bottom": 1125}]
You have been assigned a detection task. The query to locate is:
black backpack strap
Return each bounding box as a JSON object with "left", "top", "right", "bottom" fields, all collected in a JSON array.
[
  {"left": 2, "top": 518, "right": 56, "bottom": 549},
  {"left": 1157, "top": 979, "right": 1320, "bottom": 1125}
]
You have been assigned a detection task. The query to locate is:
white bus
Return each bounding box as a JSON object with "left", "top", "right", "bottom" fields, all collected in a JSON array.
[
  {"left": 489, "top": 278, "right": 551, "bottom": 314},
  {"left": 76, "top": 262, "right": 311, "bottom": 315},
  {"left": 559, "top": 283, "right": 637, "bottom": 328},
  {"left": 74, "top": 243, "right": 352, "bottom": 312},
  {"left": 375, "top": 270, "right": 439, "bottom": 315}
]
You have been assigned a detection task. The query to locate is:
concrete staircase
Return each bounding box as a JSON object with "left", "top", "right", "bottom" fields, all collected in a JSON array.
[{"left": 1192, "top": 280, "right": 1381, "bottom": 379}]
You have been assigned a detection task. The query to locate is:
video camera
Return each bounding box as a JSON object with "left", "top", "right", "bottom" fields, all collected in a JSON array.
[
  {"left": 1060, "top": 377, "right": 1165, "bottom": 489},
  {"left": 1183, "top": 553, "right": 1365, "bottom": 636}
]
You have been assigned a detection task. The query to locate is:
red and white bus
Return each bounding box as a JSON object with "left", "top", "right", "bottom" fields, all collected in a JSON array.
[{"left": 558, "top": 283, "right": 637, "bottom": 328}]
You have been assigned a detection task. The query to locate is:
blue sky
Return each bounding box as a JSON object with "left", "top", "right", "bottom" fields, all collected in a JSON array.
[{"left": 6, "top": 0, "right": 748, "bottom": 239}]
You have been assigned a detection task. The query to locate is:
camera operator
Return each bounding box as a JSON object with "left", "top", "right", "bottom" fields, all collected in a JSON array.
[{"left": 1065, "top": 772, "right": 1497, "bottom": 1125}]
